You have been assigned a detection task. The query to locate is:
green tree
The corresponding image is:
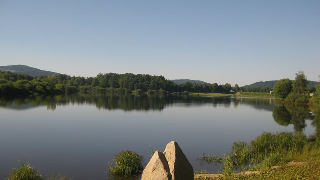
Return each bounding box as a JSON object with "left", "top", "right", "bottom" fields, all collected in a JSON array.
[
  {"left": 211, "top": 83, "right": 218, "bottom": 93},
  {"left": 223, "top": 83, "right": 232, "bottom": 93},
  {"left": 273, "top": 79, "right": 292, "bottom": 99},
  {"left": 313, "top": 83, "right": 320, "bottom": 107},
  {"left": 234, "top": 84, "right": 239, "bottom": 92},
  {"left": 292, "top": 71, "right": 308, "bottom": 95}
]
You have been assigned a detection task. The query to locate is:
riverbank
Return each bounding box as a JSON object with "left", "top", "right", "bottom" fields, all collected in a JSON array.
[
  {"left": 194, "top": 131, "right": 320, "bottom": 180},
  {"left": 195, "top": 161, "right": 320, "bottom": 179},
  {"left": 189, "top": 92, "right": 234, "bottom": 97}
]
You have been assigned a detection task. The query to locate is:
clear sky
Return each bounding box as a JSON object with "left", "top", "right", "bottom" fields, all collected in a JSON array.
[{"left": 0, "top": 0, "right": 319, "bottom": 86}]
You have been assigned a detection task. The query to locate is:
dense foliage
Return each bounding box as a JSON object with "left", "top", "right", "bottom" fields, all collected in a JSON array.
[
  {"left": 242, "top": 80, "right": 318, "bottom": 90},
  {"left": 313, "top": 84, "right": 320, "bottom": 107},
  {"left": 273, "top": 79, "right": 292, "bottom": 99},
  {"left": 271, "top": 71, "right": 319, "bottom": 105},
  {"left": 0, "top": 71, "right": 236, "bottom": 95},
  {"left": 0, "top": 70, "right": 318, "bottom": 98}
]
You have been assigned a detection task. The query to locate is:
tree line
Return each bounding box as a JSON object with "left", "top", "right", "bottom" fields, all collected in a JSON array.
[{"left": 0, "top": 71, "right": 239, "bottom": 95}]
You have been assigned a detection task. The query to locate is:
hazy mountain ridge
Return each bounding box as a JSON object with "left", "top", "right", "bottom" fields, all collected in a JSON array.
[
  {"left": 172, "top": 79, "right": 207, "bottom": 85},
  {"left": 243, "top": 80, "right": 319, "bottom": 89},
  {"left": 0, "top": 65, "right": 60, "bottom": 77}
]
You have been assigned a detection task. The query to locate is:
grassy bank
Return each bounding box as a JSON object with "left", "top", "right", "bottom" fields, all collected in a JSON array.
[
  {"left": 195, "top": 131, "right": 320, "bottom": 179},
  {"left": 235, "top": 92, "right": 274, "bottom": 98},
  {"left": 189, "top": 93, "right": 234, "bottom": 97}
]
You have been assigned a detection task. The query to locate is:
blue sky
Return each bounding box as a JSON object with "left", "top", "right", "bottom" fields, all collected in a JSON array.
[{"left": 0, "top": 0, "right": 319, "bottom": 85}]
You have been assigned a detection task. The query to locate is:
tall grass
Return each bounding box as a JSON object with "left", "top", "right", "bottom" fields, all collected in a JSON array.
[
  {"left": 197, "top": 132, "right": 317, "bottom": 174},
  {"left": 250, "top": 132, "right": 307, "bottom": 160}
]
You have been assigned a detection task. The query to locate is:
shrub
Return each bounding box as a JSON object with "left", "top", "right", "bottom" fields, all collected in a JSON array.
[
  {"left": 285, "top": 93, "right": 299, "bottom": 103},
  {"left": 108, "top": 150, "right": 143, "bottom": 177},
  {"left": 295, "top": 96, "right": 310, "bottom": 104},
  {"left": 6, "top": 163, "right": 43, "bottom": 180}
]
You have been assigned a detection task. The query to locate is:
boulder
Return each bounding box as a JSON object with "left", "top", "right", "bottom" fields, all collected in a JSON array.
[
  {"left": 163, "top": 141, "right": 194, "bottom": 180},
  {"left": 141, "top": 151, "right": 172, "bottom": 180}
]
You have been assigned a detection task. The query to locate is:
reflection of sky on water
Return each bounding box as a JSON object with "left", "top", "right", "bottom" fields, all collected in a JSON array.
[{"left": 0, "top": 96, "right": 316, "bottom": 180}]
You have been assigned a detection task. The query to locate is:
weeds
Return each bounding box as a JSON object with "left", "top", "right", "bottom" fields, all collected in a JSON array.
[
  {"left": 150, "top": 145, "right": 155, "bottom": 157},
  {"left": 6, "top": 163, "right": 43, "bottom": 180},
  {"left": 196, "top": 153, "right": 224, "bottom": 164},
  {"left": 5, "top": 163, "right": 71, "bottom": 180},
  {"left": 197, "top": 131, "right": 320, "bottom": 178}
]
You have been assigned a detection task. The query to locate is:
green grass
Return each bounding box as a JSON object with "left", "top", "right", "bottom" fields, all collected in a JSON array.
[
  {"left": 108, "top": 150, "right": 143, "bottom": 178},
  {"left": 196, "top": 161, "right": 320, "bottom": 180},
  {"left": 189, "top": 93, "right": 234, "bottom": 97},
  {"left": 235, "top": 92, "right": 274, "bottom": 98}
]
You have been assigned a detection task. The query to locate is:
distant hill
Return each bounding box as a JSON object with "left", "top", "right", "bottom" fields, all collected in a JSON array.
[
  {"left": 172, "top": 79, "right": 207, "bottom": 85},
  {"left": 243, "top": 80, "right": 319, "bottom": 89},
  {"left": 0, "top": 65, "right": 60, "bottom": 77}
]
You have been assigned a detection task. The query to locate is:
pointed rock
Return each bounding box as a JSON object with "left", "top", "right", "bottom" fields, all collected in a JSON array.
[
  {"left": 163, "top": 141, "right": 194, "bottom": 180},
  {"left": 141, "top": 151, "right": 172, "bottom": 180}
]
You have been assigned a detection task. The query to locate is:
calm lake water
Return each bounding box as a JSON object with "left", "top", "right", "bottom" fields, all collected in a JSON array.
[{"left": 0, "top": 94, "right": 316, "bottom": 179}]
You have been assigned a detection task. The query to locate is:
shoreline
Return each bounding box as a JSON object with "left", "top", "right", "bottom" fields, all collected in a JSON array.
[{"left": 189, "top": 92, "right": 275, "bottom": 98}]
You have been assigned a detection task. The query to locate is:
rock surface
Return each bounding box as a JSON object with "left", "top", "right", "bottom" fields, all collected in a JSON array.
[
  {"left": 163, "top": 141, "right": 194, "bottom": 180},
  {"left": 141, "top": 151, "right": 172, "bottom": 180},
  {"left": 142, "top": 141, "right": 194, "bottom": 180}
]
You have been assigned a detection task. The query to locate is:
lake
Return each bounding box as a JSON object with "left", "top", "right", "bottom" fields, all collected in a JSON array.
[{"left": 0, "top": 94, "right": 316, "bottom": 179}]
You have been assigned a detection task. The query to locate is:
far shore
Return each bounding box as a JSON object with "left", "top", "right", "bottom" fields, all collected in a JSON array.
[{"left": 189, "top": 92, "right": 275, "bottom": 98}]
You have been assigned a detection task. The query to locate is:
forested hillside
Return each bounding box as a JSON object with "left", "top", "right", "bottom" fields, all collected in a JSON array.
[
  {"left": 172, "top": 79, "right": 207, "bottom": 85},
  {"left": 0, "top": 65, "right": 60, "bottom": 77}
]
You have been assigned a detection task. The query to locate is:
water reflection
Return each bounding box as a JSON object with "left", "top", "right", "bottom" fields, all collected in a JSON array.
[
  {"left": 2, "top": 94, "right": 318, "bottom": 134},
  {"left": 272, "top": 104, "right": 320, "bottom": 134},
  {"left": 0, "top": 94, "right": 276, "bottom": 112}
]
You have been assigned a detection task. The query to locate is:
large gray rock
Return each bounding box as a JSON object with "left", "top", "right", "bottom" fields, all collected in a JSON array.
[
  {"left": 141, "top": 151, "right": 172, "bottom": 180},
  {"left": 163, "top": 141, "right": 194, "bottom": 180}
]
